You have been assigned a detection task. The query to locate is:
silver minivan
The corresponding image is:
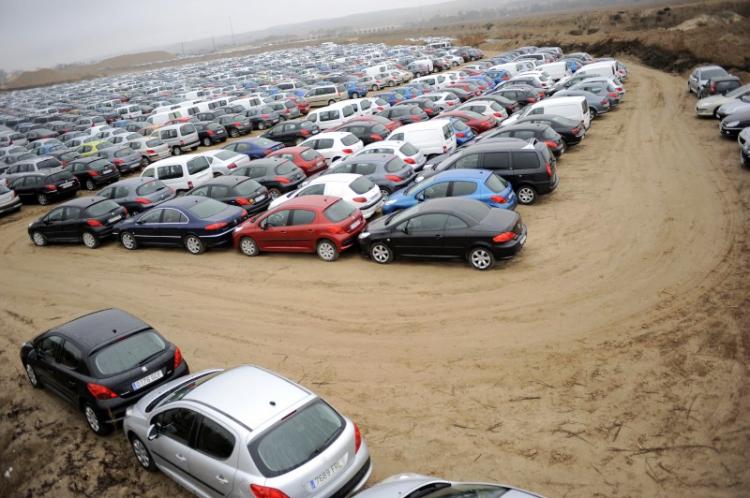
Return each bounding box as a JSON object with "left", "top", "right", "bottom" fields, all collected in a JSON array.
[
  {"left": 152, "top": 123, "right": 200, "bottom": 156},
  {"left": 306, "top": 85, "right": 348, "bottom": 108},
  {"left": 124, "top": 365, "right": 371, "bottom": 498}
]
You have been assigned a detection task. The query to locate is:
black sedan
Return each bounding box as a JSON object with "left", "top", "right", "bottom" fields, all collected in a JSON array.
[
  {"left": 378, "top": 105, "right": 429, "bottom": 125},
  {"left": 28, "top": 196, "right": 127, "bottom": 248},
  {"left": 66, "top": 157, "right": 120, "bottom": 191},
  {"left": 516, "top": 114, "right": 585, "bottom": 146},
  {"left": 20, "top": 309, "right": 188, "bottom": 435},
  {"left": 720, "top": 109, "right": 750, "bottom": 138},
  {"left": 113, "top": 196, "right": 247, "bottom": 254},
  {"left": 334, "top": 120, "right": 391, "bottom": 146},
  {"left": 97, "top": 177, "right": 175, "bottom": 213},
  {"left": 359, "top": 198, "right": 526, "bottom": 270},
  {"left": 262, "top": 119, "right": 320, "bottom": 146},
  {"left": 186, "top": 175, "right": 271, "bottom": 214},
  {"left": 230, "top": 157, "right": 306, "bottom": 199}
]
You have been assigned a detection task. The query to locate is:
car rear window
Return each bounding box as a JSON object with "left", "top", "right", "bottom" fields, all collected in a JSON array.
[
  {"left": 234, "top": 179, "right": 262, "bottom": 196},
  {"left": 249, "top": 400, "right": 345, "bottom": 477},
  {"left": 385, "top": 158, "right": 405, "bottom": 173},
  {"left": 85, "top": 199, "right": 120, "bottom": 217},
  {"left": 323, "top": 199, "right": 355, "bottom": 222},
  {"left": 485, "top": 174, "right": 510, "bottom": 193},
  {"left": 146, "top": 139, "right": 163, "bottom": 147},
  {"left": 48, "top": 170, "right": 73, "bottom": 182},
  {"left": 136, "top": 180, "right": 167, "bottom": 196},
  {"left": 214, "top": 150, "right": 237, "bottom": 161},
  {"left": 349, "top": 176, "right": 374, "bottom": 194},
  {"left": 255, "top": 138, "right": 276, "bottom": 148},
  {"left": 90, "top": 159, "right": 111, "bottom": 171},
  {"left": 92, "top": 330, "right": 166, "bottom": 376},
  {"left": 399, "top": 142, "right": 418, "bottom": 155},
  {"left": 341, "top": 134, "right": 359, "bottom": 146},
  {"left": 38, "top": 158, "right": 61, "bottom": 169},
  {"left": 275, "top": 162, "right": 297, "bottom": 175},
  {"left": 187, "top": 198, "right": 229, "bottom": 219},
  {"left": 300, "top": 148, "right": 318, "bottom": 161}
]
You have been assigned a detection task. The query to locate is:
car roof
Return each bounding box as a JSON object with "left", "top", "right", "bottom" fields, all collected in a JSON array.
[
  {"left": 183, "top": 365, "right": 312, "bottom": 430},
  {"left": 314, "top": 131, "right": 351, "bottom": 139},
  {"left": 310, "top": 172, "right": 360, "bottom": 184},
  {"left": 246, "top": 157, "right": 287, "bottom": 167},
  {"left": 340, "top": 153, "right": 392, "bottom": 165},
  {"left": 110, "top": 177, "right": 153, "bottom": 187},
  {"left": 48, "top": 308, "right": 152, "bottom": 351},
  {"left": 273, "top": 194, "right": 341, "bottom": 210},
  {"left": 413, "top": 197, "right": 488, "bottom": 217},
  {"left": 468, "top": 139, "right": 535, "bottom": 151},
  {"left": 432, "top": 168, "right": 491, "bottom": 181},
  {"left": 203, "top": 175, "right": 251, "bottom": 187}
]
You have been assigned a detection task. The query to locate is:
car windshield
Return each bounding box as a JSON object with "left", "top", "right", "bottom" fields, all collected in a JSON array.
[
  {"left": 349, "top": 176, "right": 374, "bottom": 194},
  {"left": 323, "top": 199, "right": 355, "bottom": 222},
  {"left": 300, "top": 148, "right": 318, "bottom": 161},
  {"left": 248, "top": 399, "right": 345, "bottom": 477},
  {"left": 136, "top": 180, "right": 167, "bottom": 196},
  {"left": 85, "top": 199, "right": 120, "bottom": 217},
  {"left": 92, "top": 330, "right": 166, "bottom": 376},
  {"left": 214, "top": 150, "right": 237, "bottom": 161},
  {"left": 275, "top": 162, "right": 297, "bottom": 175},
  {"left": 234, "top": 179, "right": 262, "bottom": 196},
  {"left": 254, "top": 138, "right": 276, "bottom": 148},
  {"left": 187, "top": 198, "right": 229, "bottom": 219},
  {"left": 146, "top": 139, "right": 163, "bottom": 147}
]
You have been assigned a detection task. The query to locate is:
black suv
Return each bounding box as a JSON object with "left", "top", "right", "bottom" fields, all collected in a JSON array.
[
  {"left": 263, "top": 119, "right": 320, "bottom": 146},
  {"left": 7, "top": 169, "right": 79, "bottom": 205},
  {"left": 194, "top": 121, "right": 228, "bottom": 146},
  {"left": 20, "top": 309, "right": 189, "bottom": 435},
  {"left": 420, "top": 138, "right": 558, "bottom": 204}
]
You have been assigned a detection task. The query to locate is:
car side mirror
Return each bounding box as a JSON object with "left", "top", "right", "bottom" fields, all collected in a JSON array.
[
  {"left": 416, "top": 193, "right": 425, "bottom": 201},
  {"left": 259, "top": 220, "right": 268, "bottom": 230},
  {"left": 400, "top": 224, "right": 409, "bottom": 235},
  {"left": 147, "top": 424, "right": 159, "bottom": 441}
]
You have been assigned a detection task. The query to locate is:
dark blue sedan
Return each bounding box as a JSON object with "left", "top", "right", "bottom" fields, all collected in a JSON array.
[
  {"left": 222, "top": 137, "right": 283, "bottom": 159},
  {"left": 113, "top": 196, "right": 247, "bottom": 254}
]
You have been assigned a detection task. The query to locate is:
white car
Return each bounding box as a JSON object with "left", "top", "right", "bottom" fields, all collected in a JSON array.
[
  {"left": 200, "top": 149, "right": 251, "bottom": 175},
  {"left": 423, "top": 92, "right": 461, "bottom": 111},
  {"left": 271, "top": 173, "right": 383, "bottom": 218},
  {"left": 457, "top": 100, "right": 508, "bottom": 123},
  {"left": 300, "top": 131, "right": 364, "bottom": 164},
  {"left": 0, "top": 183, "right": 21, "bottom": 215},
  {"left": 141, "top": 153, "right": 213, "bottom": 192},
  {"left": 354, "top": 140, "right": 426, "bottom": 170},
  {"left": 109, "top": 132, "right": 142, "bottom": 146},
  {"left": 368, "top": 97, "right": 391, "bottom": 114}
]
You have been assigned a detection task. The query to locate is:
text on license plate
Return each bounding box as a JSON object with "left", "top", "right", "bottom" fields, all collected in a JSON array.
[
  {"left": 254, "top": 195, "right": 265, "bottom": 202},
  {"left": 108, "top": 215, "right": 122, "bottom": 223},
  {"left": 61, "top": 181, "right": 74, "bottom": 188},
  {"left": 132, "top": 369, "right": 164, "bottom": 391},
  {"left": 308, "top": 453, "right": 348, "bottom": 491},
  {"left": 103, "top": 169, "right": 112, "bottom": 174},
  {"left": 349, "top": 219, "right": 360, "bottom": 230},
  {"left": 519, "top": 233, "right": 527, "bottom": 245}
]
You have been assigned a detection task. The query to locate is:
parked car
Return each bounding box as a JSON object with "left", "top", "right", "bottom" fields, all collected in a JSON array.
[
  {"left": 223, "top": 137, "right": 284, "bottom": 159},
  {"left": 123, "top": 365, "right": 371, "bottom": 498},
  {"left": 20, "top": 309, "right": 188, "bottom": 434},
  {"left": 377, "top": 105, "right": 429, "bottom": 126},
  {"left": 66, "top": 156, "right": 120, "bottom": 191},
  {"left": 739, "top": 126, "right": 750, "bottom": 167},
  {"left": 359, "top": 197, "right": 526, "bottom": 270},
  {"left": 695, "top": 84, "right": 750, "bottom": 118},
  {"left": 440, "top": 110, "right": 497, "bottom": 134},
  {"left": 152, "top": 123, "right": 200, "bottom": 156},
  {"left": 0, "top": 183, "right": 22, "bottom": 215},
  {"left": 78, "top": 139, "right": 115, "bottom": 158},
  {"left": 720, "top": 109, "right": 750, "bottom": 138},
  {"left": 186, "top": 175, "right": 270, "bottom": 214},
  {"left": 299, "top": 131, "right": 364, "bottom": 164},
  {"left": 355, "top": 140, "right": 426, "bottom": 170},
  {"left": 386, "top": 119, "right": 456, "bottom": 157},
  {"left": 141, "top": 154, "right": 213, "bottom": 192},
  {"left": 113, "top": 196, "right": 248, "bottom": 254},
  {"left": 27, "top": 196, "right": 127, "bottom": 248},
  {"left": 271, "top": 173, "right": 383, "bottom": 219},
  {"left": 333, "top": 120, "right": 391, "bottom": 145},
  {"left": 97, "top": 177, "right": 176, "bottom": 213},
  {"left": 552, "top": 89, "right": 611, "bottom": 118},
  {"left": 515, "top": 114, "right": 585, "bottom": 145},
  {"left": 200, "top": 149, "right": 251, "bottom": 175},
  {"left": 478, "top": 123, "right": 566, "bottom": 157},
  {"left": 217, "top": 114, "right": 253, "bottom": 137},
  {"left": 306, "top": 84, "right": 349, "bottom": 107},
  {"left": 263, "top": 119, "right": 320, "bottom": 146},
  {"left": 234, "top": 195, "right": 365, "bottom": 261},
  {"left": 243, "top": 105, "right": 282, "bottom": 130},
  {"left": 268, "top": 146, "right": 328, "bottom": 176},
  {"left": 688, "top": 65, "right": 729, "bottom": 96},
  {"left": 97, "top": 145, "right": 143, "bottom": 174},
  {"left": 7, "top": 169, "right": 79, "bottom": 205},
  {"left": 353, "top": 474, "right": 545, "bottom": 498},
  {"left": 230, "top": 157, "right": 306, "bottom": 198},
  {"left": 320, "top": 153, "right": 416, "bottom": 199},
  {"left": 698, "top": 75, "right": 742, "bottom": 99},
  {"left": 194, "top": 121, "right": 228, "bottom": 146}
]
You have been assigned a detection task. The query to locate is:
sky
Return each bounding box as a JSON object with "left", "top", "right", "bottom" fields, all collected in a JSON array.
[{"left": 0, "top": 0, "right": 447, "bottom": 72}]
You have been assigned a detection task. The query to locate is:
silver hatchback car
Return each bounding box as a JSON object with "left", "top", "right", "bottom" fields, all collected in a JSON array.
[{"left": 123, "top": 365, "right": 371, "bottom": 498}]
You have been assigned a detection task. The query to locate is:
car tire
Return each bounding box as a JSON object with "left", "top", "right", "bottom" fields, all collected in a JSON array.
[
  {"left": 85, "top": 179, "right": 95, "bottom": 191},
  {"left": 516, "top": 185, "right": 537, "bottom": 205},
  {"left": 370, "top": 242, "right": 393, "bottom": 264},
  {"left": 469, "top": 246, "right": 495, "bottom": 271},
  {"left": 589, "top": 107, "right": 598, "bottom": 118},
  {"left": 379, "top": 186, "right": 391, "bottom": 200},
  {"left": 267, "top": 188, "right": 281, "bottom": 199},
  {"left": 239, "top": 236, "right": 259, "bottom": 257},
  {"left": 129, "top": 434, "right": 157, "bottom": 471},
  {"left": 229, "top": 128, "right": 240, "bottom": 138},
  {"left": 372, "top": 85, "right": 378, "bottom": 92},
  {"left": 37, "top": 193, "right": 49, "bottom": 205},
  {"left": 83, "top": 403, "right": 112, "bottom": 436},
  {"left": 742, "top": 151, "right": 750, "bottom": 168},
  {"left": 202, "top": 137, "right": 212, "bottom": 146},
  {"left": 351, "top": 92, "right": 359, "bottom": 99},
  {"left": 24, "top": 362, "right": 42, "bottom": 388},
  {"left": 82, "top": 232, "right": 100, "bottom": 249},
  {"left": 184, "top": 234, "right": 205, "bottom": 255},
  {"left": 140, "top": 156, "right": 149, "bottom": 167},
  {"left": 316, "top": 239, "right": 339, "bottom": 262},
  {"left": 257, "top": 122, "right": 266, "bottom": 130},
  {"left": 31, "top": 231, "right": 47, "bottom": 247},
  {"left": 120, "top": 232, "right": 138, "bottom": 250},
  {"left": 295, "top": 138, "right": 303, "bottom": 145},
  {"left": 172, "top": 146, "right": 181, "bottom": 156}
]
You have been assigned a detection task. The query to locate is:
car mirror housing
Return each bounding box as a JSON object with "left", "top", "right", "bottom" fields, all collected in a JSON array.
[{"left": 146, "top": 424, "right": 159, "bottom": 441}]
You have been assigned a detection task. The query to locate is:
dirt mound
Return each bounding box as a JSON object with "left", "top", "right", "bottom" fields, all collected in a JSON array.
[
  {"left": 91, "top": 51, "right": 175, "bottom": 70},
  {"left": 669, "top": 11, "right": 745, "bottom": 31}
]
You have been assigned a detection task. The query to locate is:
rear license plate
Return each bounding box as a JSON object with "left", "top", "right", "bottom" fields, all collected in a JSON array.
[
  {"left": 519, "top": 233, "right": 527, "bottom": 245},
  {"left": 132, "top": 369, "right": 164, "bottom": 391},
  {"left": 108, "top": 214, "right": 122, "bottom": 224},
  {"left": 61, "top": 181, "right": 74, "bottom": 188},
  {"left": 254, "top": 194, "right": 265, "bottom": 202},
  {"left": 308, "top": 452, "right": 348, "bottom": 492},
  {"left": 349, "top": 219, "right": 360, "bottom": 230},
  {"left": 103, "top": 169, "right": 113, "bottom": 174}
]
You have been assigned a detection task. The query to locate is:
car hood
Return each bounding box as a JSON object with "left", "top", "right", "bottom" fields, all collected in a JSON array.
[
  {"left": 697, "top": 95, "right": 731, "bottom": 107},
  {"left": 718, "top": 101, "right": 750, "bottom": 115}
]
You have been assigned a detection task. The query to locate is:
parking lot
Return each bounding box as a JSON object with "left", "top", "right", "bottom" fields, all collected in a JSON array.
[{"left": 1, "top": 58, "right": 748, "bottom": 497}]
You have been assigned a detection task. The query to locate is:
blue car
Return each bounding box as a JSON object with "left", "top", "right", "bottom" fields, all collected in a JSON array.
[
  {"left": 378, "top": 92, "right": 406, "bottom": 106},
  {"left": 447, "top": 117, "right": 476, "bottom": 146},
  {"left": 345, "top": 80, "right": 368, "bottom": 98},
  {"left": 485, "top": 69, "right": 511, "bottom": 85},
  {"left": 113, "top": 196, "right": 247, "bottom": 255},
  {"left": 382, "top": 169, "right": 517, "bottom": 214},
  {"left": 393, "top": 86, "right": 418, "bottom": 100},
  {"left": 222, "top": 137, "right": 283, "bottom": 159}
]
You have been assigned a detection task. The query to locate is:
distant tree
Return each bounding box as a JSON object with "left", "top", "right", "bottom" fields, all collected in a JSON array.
[{"left": 484, "top": 22, "right": 494, "bottom": 31}]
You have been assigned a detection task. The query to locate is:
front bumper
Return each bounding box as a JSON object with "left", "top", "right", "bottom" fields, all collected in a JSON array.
[{"left": 0, "top": 198, "right": 22, "bottom": 215}]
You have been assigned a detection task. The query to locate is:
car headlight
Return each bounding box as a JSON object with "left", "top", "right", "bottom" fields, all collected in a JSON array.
[
  {"left": 384, "top": 199, "right": 396, "bottom": 205},
  {"left": 726, "top": 121, "right": 740, "bottom": 127},
  {"left": 358, "top": 231, "right": 370, "bottom": 239}
]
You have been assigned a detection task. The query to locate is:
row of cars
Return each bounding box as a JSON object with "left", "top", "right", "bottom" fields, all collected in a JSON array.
[{"left": 690, "top": 65, "right": 750, "bottom": 167}]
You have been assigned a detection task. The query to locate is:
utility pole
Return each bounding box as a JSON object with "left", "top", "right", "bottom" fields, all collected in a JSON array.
[{"left": 228, "top": 17, "right": 236, "bottom": 46}]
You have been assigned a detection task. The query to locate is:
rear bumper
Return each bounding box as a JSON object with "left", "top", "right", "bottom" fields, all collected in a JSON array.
[
  {"left": 330, "top": 457, "right": 372, "bottom": 498},
  {"left": 243, "top": 196, "right": 272, "bottom": 214},
  {"left": 492, "top": 224, "right": 527, "bottom": 260}
]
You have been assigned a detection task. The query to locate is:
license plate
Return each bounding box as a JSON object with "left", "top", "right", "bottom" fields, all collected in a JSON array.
[
  {"left": 61, "top": 181, "right": 74, "bottom": 188},
  {"left": 254, "top": 194, "right": 265, "bottom": 202},
  {"left": 349, "top": 219, "right": 360, "bottom": 230},
  {"left": 308, "top": 453, "right": 348, "bottom": 492},
  {"left": 132, "top": 369, "right": 164, "bottom": 391},
  {"left": 519, "top": 233, "right": 527, "bottom": 245},
  {"left": 103, "top": 169, "right": 112, "bottom": 174},
  {"left": 108, "top": 214, "right": 122, "bottom": 224}
]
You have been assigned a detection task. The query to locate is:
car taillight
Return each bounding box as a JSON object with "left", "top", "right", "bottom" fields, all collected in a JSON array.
[
  {"left": 608, "top": 92, "right": 617, "bottom": 98},
  {"left": 235, "top": 197, "right": 251, "bottom": 205},
  {"left": 493, "top": 231, "right": 516, "bottom": 243},
  {"left": 250, "top": 484, "right": 290, "bottom": 498},
  {"left": 410, "top": 115, "right": 420, "bottom": 122},
  {"left": 404, "top": 157, "right": 415, "bottom": 164},
  {"left": 274, "top": 176, "right": 290, "bottom": 184},
  {"left": 86, "top": 219, "right": 104, "bottom": 227},
  {"left": 385, "top": 175, "right": 402, "bottom": 182},
  {"left": 233, "top": 122, "right": 242, "bottom": 127},
  {"left": 87, "top": 382, "right": 117, "bottom": 400},
  {"left": 342, "top": 148, "right": 353, "bottom": 154},
  {"left": 545, "top": 162, "right": 553, "bottom": 177},
  {"left": 205, "top": 222, "right": 227, "bottom": 230},
  {"left": 354, "top": 423, "right": 363, "bottom": 453},
  {"left": 45, "top": 184, "right": 57, "bottom": 192},
  {"left": 456, "top": 132, "right": 465, "bottom": 138},
  {"left": 352, "top": 196, "right": 367, "bottom": 202},
  {"left": 300, "top": 129, "right": 310, "bottom": 136},
  {"left": 600, "top": 98, "right": 608, "bottom": 105},
  {"left": 173, "top": 347, "right": 182, "bottom": 369},
  {"left": 135, "top": 197, "right": 152, "bottom": 205},
  {"left": 490, "top": 195, "right": 506, "bottom": 204},
  {"left": 227, "top": 162, "right": 237, "bottom": 169},
  {"left": 527, "top": 97, "right": 536, "bottom": 103},
  {"left": 544, "top": 140, "right": 557, "bottom": 149},
  {"left": 88, "top": 170, "right": 100, "bottom": 176},
  {"left": 261, "top": 114, "right": 270, "bottom": 119},
  {"left": 493, "top": 112, "right": 503, "bottom": 117},
  {"left": 370, "top": 134, "right": 383, "bottom": 141},
  {"left": 206, "top": 130, "right": 215, "bottom": 136}
]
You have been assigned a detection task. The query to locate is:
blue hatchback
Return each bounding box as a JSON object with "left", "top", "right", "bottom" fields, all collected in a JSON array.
[
  {"left": 378, "top": 92, "right": 406, "bottom": 106},
  {"left": 447, "top": 117, "right": 476, "bottom": 146},
  {"left": 382, "top": 169, "right": 517, "bottom": 214},
  {"left": 222, "top": 137, "right": 283, "bottom": 159}
]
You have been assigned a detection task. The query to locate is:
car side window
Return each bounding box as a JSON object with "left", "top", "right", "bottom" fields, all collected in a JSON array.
[
  {"left": 407, "top": 213, "right": 448, "bottom": 232},
  {"left": 317, "top": 139, "right": 334, "bottom": 149},
  {"left": 454, "top": 154, "right": 480, "bottom": 169},
  {"left": 390, "top": 133, "right": 404, "bottom": 141},
  {"left": 289, "top": 210, "right": 315, "bottom": 226},
  {"left": 210, "top": 185, "right": 230, "bottom": 198},
  {"left": 450, "top": 181, "right": 478, "bottom": 196},
  {"left": 59, "top": 341, "right": 82, "bottom": 369},
  {"left": 248, "top": 166, "right": 265, "bottom": 178},
  {"left": 45, "top": 208, "right": 65, "bottom": 222},
  {"left": 445, "top": 215, "right": 469, "bottom": 230},
  {"left": 158, "top": 165, "right": 183, "bottom": 180},
  {"left": 265, "top": 210, "right": 290, "bottom": 228},
  {"left": 139, "top": 209, "right": 163, "bottom": 224},
  {"left": 512, "top": 152, "right": 541, "bottom": 170},
  {"left": 162, "top": 209, "right": 186, "bottom": 224},
  {"left": 62, "top": 207, "right": 81, "bottom": 221},
  {"left": 142, "top": 169, "right": 156, "bottom": 178},
  {"left": 37, "top": 335, "right": 63, "bottom": 358},
  {"left": 481, "top": 152, "right": 511, "bottom": 170},
  {"left": 190, "top": 186, "right": 209, "bottom": 197},
  {"left": 153, "top": 408, "right": 198, "bottom": 446},
  {"left": 355, "top": 163, "right": 376, "bottom": 175},
  {"left": 420, "top": 182, "right": 449, "bottom": 199},
  {"left": 297, "top": 184, "right": 325, "bottom": 197},
  {"left": 195, "top": 417, "right": 235, "bottom": 460},
  {"left": 98, "top": 187, "right": 113, "bottom": 199}
]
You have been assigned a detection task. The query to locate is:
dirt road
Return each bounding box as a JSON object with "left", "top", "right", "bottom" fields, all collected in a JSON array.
[{"left": 1, "top": 61, "right": 748, "bottom": 498}]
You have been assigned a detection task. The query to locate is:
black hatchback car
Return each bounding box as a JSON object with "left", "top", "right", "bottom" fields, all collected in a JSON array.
[
  {"left": 28, "top": 196, "right": 127, "bottom": 248},
  {"left": 230, "top": 157, "right": 306, "bottom": 198},
  {"left": 6, "top": 169, "right": 79, "bottom": 205},
  {"left": 477, "top": 123, "right": 566, "bottom": 157},
  {"left": 186, "top": 175, "right": 271, "bottom": 214},
  {"left": 378, "top": 105, "right": 429, "bottom": 125},
  {"left": 262, "top": 119, "right": 320, "bottom": 146},
  {"left": 321, "top": 153, "right": 416, "bottom": 197},
  {"left": 20, "top": 309, "right": 189, "bottom": 435},
  {"left": 516, "top": 114, "right": 585, "bottom": 145},
  {"left": 334, "top": 120, "right": 391, "bottom": 146},
  {"left": 66, "top": 156, "right": 120, "bottom": 191},
  {"left": 97, "top": 177, "right": 176, "bottom": 213},
  {"left": 194, "top": 121, "right": 228, "bottom": 147}
]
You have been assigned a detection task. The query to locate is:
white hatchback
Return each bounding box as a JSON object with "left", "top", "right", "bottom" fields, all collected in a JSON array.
[
  {"left": 200, "top": 149, "right": 251, "bottom": 176},
  {"left": 353, "top": 140, "right": 426, "bottom": 170},
  {"left": 300, "top": 132, "right": 364, "bottom": 164},
  {"left": 271, "top": 173, "right": 383, "bottom": 219}
]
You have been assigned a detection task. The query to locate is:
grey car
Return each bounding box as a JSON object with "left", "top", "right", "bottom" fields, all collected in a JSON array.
[
  {"left": 98, "top": 145, "right": 143, "bottom": 174},
  {"left": 739, "top": 127, "right": 750, "bottom": 167},
  {"left": 552, "top": 89, "right": 610, "bottom": 117},
  {"left": 352, "top": 474, "right": 545, "bottom": 498},
  {"left": 696, "top": 84, "right": 750, "bottom": 118},
  {"left": 97, "top": 177, "right": 175, "bottom": 213},
  {"left": 129, "top": 136, "right": 171, "bottom": 164},
  {"left": 688, "top": 65, "right": 728, "bottom": 96},
  {"left": 319, "top": 153, "right": 416, "bottom": 198},
  {"left": 715, "top": 95, "right": 750, "bottom": 121},
  {"left": 123, "top": 365, "right": 372, "bottom": 498}
]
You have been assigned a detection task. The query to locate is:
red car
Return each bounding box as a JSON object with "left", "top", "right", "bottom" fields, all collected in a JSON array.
[
  {"left": 287, "top": 96, "right": 310, "bottom": 115},
  {"left": 268, "top": 146, "right": 327, "bottom": 176},
  {"left": 342, "top": 114, "right": 400, "bottom": 133},
  {"left": 233, "top": 195, "right": 366, "bottom": 261},
  {"left": 440, "top": 110, "right": 497, "bottom": 133}
]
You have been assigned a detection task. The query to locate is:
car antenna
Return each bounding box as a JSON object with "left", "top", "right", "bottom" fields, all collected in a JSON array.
[{"left": 269, "top": 400, "right": 276, "bottom": 406}]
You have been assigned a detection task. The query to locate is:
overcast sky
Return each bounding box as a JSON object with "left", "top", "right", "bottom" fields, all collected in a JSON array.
[{"left": 0, "top": 0, "right": 446, "bottom": 72}]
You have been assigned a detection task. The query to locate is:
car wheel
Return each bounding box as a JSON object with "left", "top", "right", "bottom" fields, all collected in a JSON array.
[
  {"left": 516, "top": 185, "right": 537, "bottom": 205},
  {"left": 469, "top": 246, "right": 495, "bottom": 271},
  {"left": 742, "top": 151, "right": 750, "bottom": 168},
  {"left": 140, "top": 156, "right": 149, "bottom": 167},
  {"left": 184, "top": 234, "right": 205, "bottom": 255},
  {"left": 257, "top": 122, "right": 266, "bottom": 130},
  {"left": 316, "top": 239, "right": 339, "bottom": 262},
  {"left": 589, "top": 108, "right": 598, "bottom": 118},
  {"left": 172, "top": 146, "right": 181, "bottom": 156},
  {"left": 31, "top": 231, "right": 47, "bottom": 247},
  {"left": 268, "top": 188, "right": 281, "bottom": 199},
  {"left": 372, "top": 85, "right": 378, "bottom": 92},
  {"left": 370, "top": 242, "right": 393, "bottom": 264},
  {"left": 351, "top": 92, "right": 359, "bottom": 99},
  {"left": 83, "top": 403, "right": 112, "bottom": 436},
  {"left": 85, "top": 179, "right": 96, "bottom": 191},
  {"left": 82, "top": 232, "right": 100, "bottom": 249},
  {"left": 130, "top": 434, "right": 157, "bottom": 471},
  {"left": 294, "top": 137, "right": 303, "bottom": 145},
  {"left": 379, "top": 186, "right": 391, "bottom": 200},
  {"left": 24, "top": 362, "right": 42, "bottom": 388},
  {"left": 239, "top": 236, "right": 259, "bottom": 257},
  {"left": 37, "top": 193, "right": 49, "bottom": 205},
  {"left": 229, "top": 128, "right": 240, "bottom": 138},
  {"left": 328, "top": 100, "right": 336, "bottom": 105},
  {"left": 202, "top": 137, "right": 212, "bottom": 146},
  {"left": 120, "top": 232, "right": 138, "bottom": 250}
]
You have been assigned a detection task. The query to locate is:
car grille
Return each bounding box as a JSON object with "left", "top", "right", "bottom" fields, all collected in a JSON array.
[{"left": 330, "top": 458, "right": 370, "bottom": 498}]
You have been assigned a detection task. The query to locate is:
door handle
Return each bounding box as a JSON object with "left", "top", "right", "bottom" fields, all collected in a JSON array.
[
  {"left": 216, "top": 475, "right": 229, "bottom": 484},
  {"left": 175, "top": 453, "right": 187, "bottom": 462}
]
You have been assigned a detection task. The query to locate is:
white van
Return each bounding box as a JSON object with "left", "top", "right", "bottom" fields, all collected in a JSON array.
[
  {"left": 412, "top": 74, "right": 450, "bottom": 90},
  {"left": 576, "top": 61, "right": 617, "bottom": 79},
  {"left": 229, "top": 96, "right": 264, "bottom": 110},
  {"left": 537, "top": 61, "right": 571, "bottom": 82},
  {"left": 146, "top": 110, "right": 185, "bottom": 127},
  {"left": 365, "top": 63, "right": 398, "bottom": 79},
  {"left": 141, "top": 154, "right": 213, "bottom": 192},
  {"left": 386, "top": 119, "right": 456, "bottom": 157},
  {"left": 150, "top": 123, "right": 200, "bottom": 155},
  {"left": 508, "top": 95, "right": 591, "bottom": 130},
  {"left": 346, "top": 98, "right": 375, "bottom": 116},
  {"left": 306, "top": 102, "right": 357, "bottom": 130},
  {"left": 115, "top": 104, "right": 142, "bottom": 119}
]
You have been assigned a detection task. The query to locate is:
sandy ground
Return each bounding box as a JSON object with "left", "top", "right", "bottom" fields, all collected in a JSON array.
[{"left": 0, "top": 61, "right": 749, "bottom": 498}]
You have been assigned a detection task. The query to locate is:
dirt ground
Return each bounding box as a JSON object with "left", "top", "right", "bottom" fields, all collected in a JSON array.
[{"left": 1, "top": 60, "right": 749, "bottom": 498}]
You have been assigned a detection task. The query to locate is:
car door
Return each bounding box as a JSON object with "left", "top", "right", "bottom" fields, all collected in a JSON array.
[
  {"left": 256, "top": 209, "right": 290, "bottom": 250},
  {"left": 133, "top": 208, "right": 164, "bottom": 245},
  {"left": 479, "top": 151, "right": 514, "bottom": 187},
  {"left": 59, "top": 206, "right": 84, "bottom": 241},
  {"left": 53, "top": 340, "right": 86, "bottom": 403},
  {"left": 400, "top": 213, "right": 449, "bottom": 256},
  {"left": 186, "top": 415, "right": 239, "bottom": 497},
  {"left": 149, "top": 407, "right": 198, "bottom": 477},
  {"left": 10, "top": 177, "right": 34, "bottom": 202},
  {"left": 159, "top": 208, "right": 189, "bottom": 246},
  {"left": 32, "top": 335, "right": 64, "bottom": 393},
  {"left": 285, "top": 209, "right": 317, "bottom": 251},
  {"left": 39, "top": 206, "right": 66, "bottom": 241},
  {"left": 441, "top": 214, "right": 473, "bottom": 257}
]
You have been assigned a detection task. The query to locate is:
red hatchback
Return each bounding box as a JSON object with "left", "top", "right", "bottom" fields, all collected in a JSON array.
[
  {"left": 441, "top": 110, "right": 497, "bottom": 133},
  {"left": 268, "top": 146, "right": 327, "bottom": 176},
  {"left": 233, "top": 195, "right": 365, "bottom": 261}
]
